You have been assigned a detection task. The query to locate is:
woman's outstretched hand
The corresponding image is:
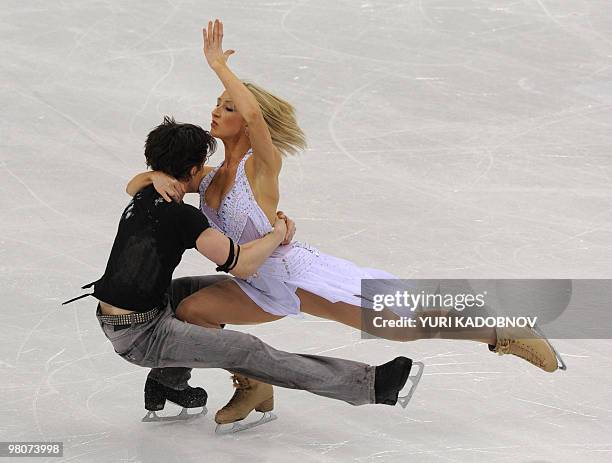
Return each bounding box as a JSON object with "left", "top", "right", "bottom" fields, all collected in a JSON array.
[
  {"left": 151, "top": 171, "right": 185, "bottom": 203},
  {"left": 203, "top": 19, "right": 234, "bottom": 70}
]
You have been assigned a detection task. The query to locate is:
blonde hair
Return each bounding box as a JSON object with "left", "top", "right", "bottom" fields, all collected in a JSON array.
[{"left": 243, "top": 81, "right": 307, "bottom": 156}]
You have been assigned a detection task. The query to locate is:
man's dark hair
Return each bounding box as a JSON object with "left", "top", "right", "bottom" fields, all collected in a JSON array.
[{"left": 144, "top": 116, "right": 217, "bottom": 180}]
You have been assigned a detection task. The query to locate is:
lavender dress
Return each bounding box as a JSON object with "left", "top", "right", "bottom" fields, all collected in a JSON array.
[{"left": 199, "top": 150, "right": 398, "bottom": 316}]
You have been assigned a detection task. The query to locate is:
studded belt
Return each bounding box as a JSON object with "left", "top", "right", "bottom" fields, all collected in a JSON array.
[{"left": 98, "top": 308, "right": 160, "bottom": 326}]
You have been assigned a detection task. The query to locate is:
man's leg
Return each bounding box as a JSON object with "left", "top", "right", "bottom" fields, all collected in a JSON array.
[
  {"left": 130, "top": 308, "right": 375, "bottom": 406},
  {"left": 148, "top": 275, "right": 230, "bottom": 389}
]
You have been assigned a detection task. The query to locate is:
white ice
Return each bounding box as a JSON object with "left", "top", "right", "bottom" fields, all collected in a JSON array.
[{"left": 2, "top": 0, "right": 612, "bottom": 462}]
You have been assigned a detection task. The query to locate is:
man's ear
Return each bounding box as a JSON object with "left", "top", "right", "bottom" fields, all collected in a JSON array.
[{"left": 190, "top": 165, "right": 199, "bottom": 177}]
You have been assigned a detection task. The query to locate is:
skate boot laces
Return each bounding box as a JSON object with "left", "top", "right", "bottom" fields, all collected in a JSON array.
[
  {"left": 220, "top": 374, "right": 251, "bottom": 411},
  {"left": 231, "top": 374, "right": 251, "bottom": 389}
]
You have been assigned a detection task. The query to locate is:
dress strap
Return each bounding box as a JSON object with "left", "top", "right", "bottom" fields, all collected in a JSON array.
[
  {"left": 242, "top": 148, "right": 253, "bottom": 163},
  {"left": 237, "top": 149, "right": 253, "bottom": 176}
]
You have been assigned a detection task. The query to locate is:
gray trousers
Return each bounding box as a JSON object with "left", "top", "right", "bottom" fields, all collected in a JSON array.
[{"left": 95, "top": 276, "right": 375, "bottom": 406}]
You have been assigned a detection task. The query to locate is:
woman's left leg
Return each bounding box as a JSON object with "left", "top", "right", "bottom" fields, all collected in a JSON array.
[{"left": 296, "top": 288, "right": 497, "bottom": 345}]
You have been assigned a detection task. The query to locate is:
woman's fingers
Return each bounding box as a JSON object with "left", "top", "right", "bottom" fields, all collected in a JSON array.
[
  {"left": 166, "top": 184, "right": 179, "bottom": 202},
  {"left": 173, "top": 183, "right": 186, "bottom": 201},
  {"left": 167, "top": 179, "right": 183, "bottom": 202},
  {"left": 153, "top": 172, "right": 182, "bottom": 202},
  {"left": 203, "top": 19, "right": 232, "bottom": 65},
  {"left": 209, "top": 19, "right": 224, "bottom": 45},
  {"left": 159, "top": 189, "right": 172, "bottom": 203}
]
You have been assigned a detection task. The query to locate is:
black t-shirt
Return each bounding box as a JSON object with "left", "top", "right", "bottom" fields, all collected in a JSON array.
[{"left": 92, "top": 185, "right": 210, "bottom": 312}]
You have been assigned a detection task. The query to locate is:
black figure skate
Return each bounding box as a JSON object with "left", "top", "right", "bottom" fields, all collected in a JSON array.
[
  {"left": 141, "top": 378, "right": 208, "bottom": 422},
  {"left": 375, "top": 356, "right": 425, "bottom": 409}
]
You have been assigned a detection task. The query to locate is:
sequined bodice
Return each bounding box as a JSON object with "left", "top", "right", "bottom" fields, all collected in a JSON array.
[
  {"left": 199, "top": 149, "right": 320, "bottom": 283},
  {"left": 199, "top": 149, "right": 273, "bottom": 244}
]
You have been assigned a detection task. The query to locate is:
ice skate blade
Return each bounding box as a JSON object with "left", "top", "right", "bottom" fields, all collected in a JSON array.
[
  {"left": 397, "top": 361, "right": 424, "bottom": 409},
  {"left": 532, "top": 324, "right": 567, "bottom": 371},
  {"left": 215, "top": 411, "right": 277, "bottom": 435},
  {"left": 141, "top": 406, "right": 207, "bottom": 423}
]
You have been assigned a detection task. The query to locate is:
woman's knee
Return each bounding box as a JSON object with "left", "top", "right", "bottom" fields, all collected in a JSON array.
[
  {"left": 175, "top": 297, "right": 193, "bottom": 322},
  {"left": 176, "top": 295, "right": 219, "bottom": 327},
  {"left": 171, "top": 276, "right": 229, "bottom": 309}
]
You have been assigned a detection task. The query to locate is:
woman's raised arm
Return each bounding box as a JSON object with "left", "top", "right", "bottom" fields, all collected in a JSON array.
[{"left": 203, "top": 19, "right": 282, "bottom": 175}]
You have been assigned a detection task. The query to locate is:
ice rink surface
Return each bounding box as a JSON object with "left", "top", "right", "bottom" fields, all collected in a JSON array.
[{"left": 2, "top": 0, "right": 612, "bottom": 461}]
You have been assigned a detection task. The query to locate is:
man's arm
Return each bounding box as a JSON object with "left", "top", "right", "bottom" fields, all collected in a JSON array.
[{"left": 195, "top": 217, "right": 287, "bottom": 279}]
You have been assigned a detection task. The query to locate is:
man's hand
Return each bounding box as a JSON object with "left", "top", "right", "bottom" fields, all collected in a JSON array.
[
  {"left": 151, "top": 172, "right": 185, "bottom": 202},
  {"left": 276, "top": 211, "right": 296, "bottom": 245},
  {"left": 272, "top": 214, "right": 288, "bottom": 242}
]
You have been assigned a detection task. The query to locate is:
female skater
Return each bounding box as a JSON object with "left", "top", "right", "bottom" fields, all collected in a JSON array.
[{"left": 127, "top": 19, "right": 564, "bottom": 430}]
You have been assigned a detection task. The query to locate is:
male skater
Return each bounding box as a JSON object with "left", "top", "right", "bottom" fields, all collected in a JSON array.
[{"left": 63, "top": 116, "right": 423, "bottom": 432}]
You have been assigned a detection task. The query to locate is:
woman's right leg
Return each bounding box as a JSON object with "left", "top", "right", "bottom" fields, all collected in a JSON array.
[
  {"left": 172, "top": 278, "right": 284, "bottom": 427},
  {"left": 148, "top": 275, "right": 233, "bottom": 390}
]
